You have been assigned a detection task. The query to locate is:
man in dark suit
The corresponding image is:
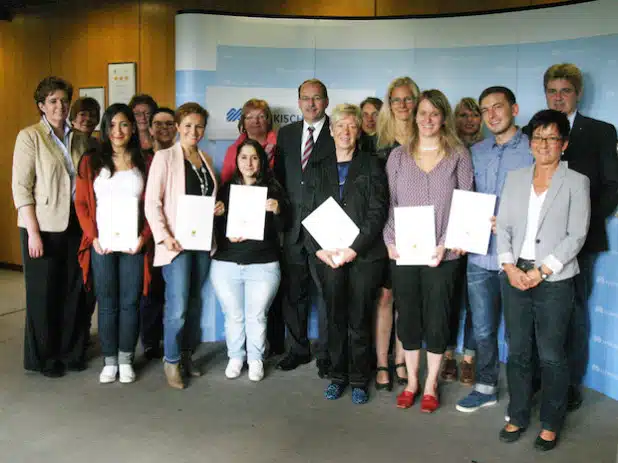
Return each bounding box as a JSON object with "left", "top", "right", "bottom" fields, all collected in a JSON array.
[
  {"left": 274, "top": 79, "right": 336, "bottom": 376},
  {"left": 525, "top": 63, "right": 618, "bottom": 410}
]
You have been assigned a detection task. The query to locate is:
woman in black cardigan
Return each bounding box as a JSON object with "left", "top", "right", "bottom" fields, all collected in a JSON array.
[{"left": 303, "top": 103, "right": 389, "bottom": 404}]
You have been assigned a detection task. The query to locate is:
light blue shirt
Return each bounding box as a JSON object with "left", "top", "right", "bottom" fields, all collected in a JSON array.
[
  {"left": 41, "top": 116, "right": 76, "bottom": 197},
  {"left": 468, "top": 128, "right": 534, "bottom": 271}
]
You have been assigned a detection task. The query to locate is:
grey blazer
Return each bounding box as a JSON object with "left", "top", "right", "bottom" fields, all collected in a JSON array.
[{"left": 496, "top": 162, "right": 590, "bottom": 282}]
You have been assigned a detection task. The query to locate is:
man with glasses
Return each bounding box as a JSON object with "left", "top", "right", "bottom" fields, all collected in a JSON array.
[
  {"left": 456, "top": 86, "right": 533, "bottom": 413},
  {"left": 149, "top": 107, "right": 177, "bottom": 153},
  {"left": 527, "top": 63, "right": 618, "bottom": 411},
  {"left": 274, "top": 79, "right": 335, "bottom": 378}
]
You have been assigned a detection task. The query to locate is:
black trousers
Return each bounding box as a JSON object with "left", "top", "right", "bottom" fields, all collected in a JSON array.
[
  {"left": 317, "top": 259, "right": 383, "bottom": 388},
  {"left": 281, "top": 242, "right": 329, "bottom": 359},
  {"left": 266, "top": 284, "right": 286, "bottom": 355},
  {"left": 392, "top": 259, "right": 460, "bottom": 353},
  {"left": 20, "top": 220, "right": 87, "bottom": 371},
  {"left": 139, "top": 265, "right": 164, "bottom": 350}
]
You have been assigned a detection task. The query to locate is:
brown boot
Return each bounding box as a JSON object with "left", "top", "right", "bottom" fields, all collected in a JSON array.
[
  {"left": 164, "top": 361, "right": 185, "bottom": 389},
  {"left": 459, "top": 360, "right": 475, "bottom": 386}
]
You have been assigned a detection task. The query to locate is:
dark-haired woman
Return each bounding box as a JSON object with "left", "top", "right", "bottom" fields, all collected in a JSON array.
[
  {"left": 75, "top": 103, "right": 152, "bottom": 384},
  {"left": 12, "top": 76, "right": 91, "bottom": 377},
  {"left": 210, "top": 139, "right": 289, "bottom": 381}
]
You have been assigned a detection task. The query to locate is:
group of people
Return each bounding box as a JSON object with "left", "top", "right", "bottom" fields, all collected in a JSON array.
[{"left": 11, "top": 61, "right": 618, "bottom": 452}]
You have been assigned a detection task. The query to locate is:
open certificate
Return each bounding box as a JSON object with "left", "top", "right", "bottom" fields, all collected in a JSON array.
[
  {"left": 175, "top": 195, "right": 215, "bottom": 251},
  {"left": 226, "top": 184, "right": 268, "bottom": 241},
  {"left": 394, "top": 206, "right": 436, "bottom": 266},
  {"left": 445, "top": 190, "right": 496, "bottom": 255},
  {"left": 302, "top": 197, "right": 360, "bottom": 264},
  {"left": 98, "top": 196, "right": 139, "bottom": 252}
]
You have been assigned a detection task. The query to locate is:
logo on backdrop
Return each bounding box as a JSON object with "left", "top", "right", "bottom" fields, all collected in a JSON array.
[{"left": 226, "top": 108, "right": 242, "bottom": 122}]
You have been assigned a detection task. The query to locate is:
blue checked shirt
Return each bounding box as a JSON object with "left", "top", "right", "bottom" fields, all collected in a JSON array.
[{"left": 468, "top": 129, "right": 534, "bottom": 271}]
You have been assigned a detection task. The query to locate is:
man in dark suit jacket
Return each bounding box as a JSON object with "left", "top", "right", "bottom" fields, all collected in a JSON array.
[
  {"left": 524, "top": 63, "right": 618, "bottom": 410},
  {"left": 274, "top": 79, "right": 336, "bottom": 375}
]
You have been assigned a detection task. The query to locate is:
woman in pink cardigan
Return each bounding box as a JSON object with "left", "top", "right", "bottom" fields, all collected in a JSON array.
[
  {"left": 220, "top": 99, "right": 278, "bottom": 185},
  {"left": 145, "top": 102, "right": 224, "bottom": 390}
]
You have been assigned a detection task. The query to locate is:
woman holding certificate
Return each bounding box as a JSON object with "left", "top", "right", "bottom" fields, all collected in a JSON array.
[
  {"left": 383, "top": 90, "right": 474, "bottom": 412},
  {"left": 304, "top": 103, "right": 389, "bottom": 404},
  {"left": 145, "top": 102, "right": 223, "bottom": 390},
  {"left": 496, "top": 110, "right": 590, "bottom": 451},
  {"left": 75, "top": 103, "right": 151, "bottom": 384},
  {"left": 210, "top": 139, "right": 288, "bottom": 381}
]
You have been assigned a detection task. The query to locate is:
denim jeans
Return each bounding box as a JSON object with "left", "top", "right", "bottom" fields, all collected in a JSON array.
[
  {"left": 467, "top": 262, "right": 502, "bottom": 394},
  {"left": 90, "top": 250, "right": 144, "bottom": 365},
  {"left": 210, "top": 260, "right": 280, "bottom": 361},
  {"left": 501, "top": 274, "right": 574, "bottom": 432},
  {"left": 161, "top": 250, "right": 211, "bottom": 363},
  {"left": 568, "top": 252, "right": 597, "bottom": 386}
]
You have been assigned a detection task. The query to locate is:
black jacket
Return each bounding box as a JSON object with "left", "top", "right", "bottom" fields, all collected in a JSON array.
[
  {"left": 524, "top": 112, "right": 618, "bottom": 252},
  {"left": 302, "top": 149, "right": 389, "bottom": 262}
]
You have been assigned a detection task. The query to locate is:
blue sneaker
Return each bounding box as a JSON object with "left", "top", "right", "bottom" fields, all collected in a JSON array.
[
  {"left": 324, "top": 383, "right": 345, "bottom": 400},
  {"left": 351, "top": 387, "right": 369, "bottom": 404},
  {"left": 456, "top": 390, "right": 498, "bottom": 413}
]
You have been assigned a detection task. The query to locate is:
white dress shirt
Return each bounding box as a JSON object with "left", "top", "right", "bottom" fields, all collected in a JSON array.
[
  {"left": 519, "top": 185, "right": 547, "bottom": 260},
  {"left": 300, "top": 116, "right": 326, "bottom": 157}
]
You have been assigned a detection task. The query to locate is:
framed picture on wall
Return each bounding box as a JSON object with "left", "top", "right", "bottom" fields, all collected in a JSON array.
[
  {"left": 78, "top": 87, "right": 105, "bottom": 131},
  {"left": 108, "top": 62, "right": 137, "bottom": 105}
]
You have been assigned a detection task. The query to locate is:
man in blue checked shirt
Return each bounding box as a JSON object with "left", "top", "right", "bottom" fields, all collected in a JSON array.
[{"left": 456, "top": 86, "right": 534, "bottom": 413}]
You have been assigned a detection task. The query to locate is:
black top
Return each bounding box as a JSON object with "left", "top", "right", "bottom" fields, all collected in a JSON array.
[
  {"left": 185, "top": 159, "right": 214, "bottom": 196},
  {"left": 359, "top": 132, "right": 378, "bottom": 154},
  {"left": 213, "top": 179, "right": 290, "bottom": 265},
  {"left": 375, "top": 141, "right": 401, "bottom": 167}
]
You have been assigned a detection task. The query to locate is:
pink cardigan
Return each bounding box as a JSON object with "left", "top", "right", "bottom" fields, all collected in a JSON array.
[{"left": 144, "top": 142, "right": 218, "bottom": 267}]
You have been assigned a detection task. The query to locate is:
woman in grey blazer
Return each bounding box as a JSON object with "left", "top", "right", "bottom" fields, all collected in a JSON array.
[{"left": 496, "top": 109, "right": 590, "bottom": 451}]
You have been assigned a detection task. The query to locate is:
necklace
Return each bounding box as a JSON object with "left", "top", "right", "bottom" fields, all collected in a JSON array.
[{"left": 419, "top": 146, "right": 439, "bottom": 151}]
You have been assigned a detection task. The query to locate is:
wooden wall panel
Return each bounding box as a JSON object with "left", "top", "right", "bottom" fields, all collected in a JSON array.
[{"left": 0, "top": 14, "right": 51, "bottom": 265}]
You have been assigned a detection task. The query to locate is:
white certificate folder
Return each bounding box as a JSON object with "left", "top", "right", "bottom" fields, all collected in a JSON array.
[
  {"left": 98, "top": 196, "right": 139, "bottom": 252},
  {"left": 226, "top": 184, "right": 268, "bottom": 241},
  {"left": 394, "top": 206, "right": 436, "bottom": 266},
  {"left": 175, "top": 195, "right": 215, "bottom": 251},
  {"left": 445, "top": 190, "right": 496, "bottom": 255},
  {"left": 301, "top": 197, "right": 360, "bottom": 251}
]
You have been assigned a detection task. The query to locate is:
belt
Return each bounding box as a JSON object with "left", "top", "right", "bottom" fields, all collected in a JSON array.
[{"left": 516, "top": 258, "right": 536, "bottom": 272}]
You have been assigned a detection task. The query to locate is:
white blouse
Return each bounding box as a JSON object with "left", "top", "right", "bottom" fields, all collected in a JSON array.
[
  {"left": 94, "top": 167, "right": 144, "bottom": 232},
  {"left": 519, "top": 185, "right": 547, "bottom": 260}
]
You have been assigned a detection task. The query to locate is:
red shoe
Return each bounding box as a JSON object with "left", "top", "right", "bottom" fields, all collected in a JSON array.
[
  {"left": 420, "top": 394, "right": 440, "bottom": 413},
  {"left": 396, "top": 390, "right": 417, "bottom": 409}
]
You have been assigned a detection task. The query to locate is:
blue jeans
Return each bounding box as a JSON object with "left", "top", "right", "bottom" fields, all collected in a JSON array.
[
  {"left": 210, "top": 260, "right": 280, "bottom": 361},
  {"left": 161, "top": 251, "right": 211, "bottom": 363},
  {"left": 90, "top": 250, "right": 144, "bottom": 365},
  {"left": 501, "top": 274, "right": 574, "bottom": 432},
  {"left": 467, "top": 262, "right": 502, "bottom": 394}
]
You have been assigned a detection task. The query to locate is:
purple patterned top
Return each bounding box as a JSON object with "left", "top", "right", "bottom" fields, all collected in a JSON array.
[{"left": 383, "top": 145, "right": 474, "bottom": 262}]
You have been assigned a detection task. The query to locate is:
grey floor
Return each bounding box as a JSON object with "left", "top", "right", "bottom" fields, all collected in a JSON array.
[{"left": 0, "top": 270, "right": 617, "bottom": 463}]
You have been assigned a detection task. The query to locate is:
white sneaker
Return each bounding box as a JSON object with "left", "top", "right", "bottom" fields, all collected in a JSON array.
[
  {"left": 99, "top": 365, "right": 118, "bottom": 384},
  {"left": 119, "top": 364, "right": 136, "bottom": 384},
  {"left": 248, "top": 360, "right": 264, "bottom": 382},
  {"left": 225, "top": 358, "right": 244, "bottom": 379}
]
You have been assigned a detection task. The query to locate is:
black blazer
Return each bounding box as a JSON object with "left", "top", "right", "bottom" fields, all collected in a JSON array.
[
  {"left": 274, "top": 117, "right": 336, "bottom": 246},
  {"left": 524, "top": 112, "right": 618, "bottom": 252},
  {"left": 302, "top": 149, "right": 389, "bottom": 263}
]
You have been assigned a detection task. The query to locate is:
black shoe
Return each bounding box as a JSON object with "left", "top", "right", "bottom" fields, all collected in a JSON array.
[
  {"left": 567, "top": 385, "right": 583, "bottom": 411},
  {"left": 499, "top": 426, "right": 526, "bottom": 443},
  {"left": 316, "top": 359, "right": 331, "bottom": 379},
  {"left": 276, "top": 353, "right": 311, "bottom": 371},
  {"left": 375, "top": 366, "right": 392, "bottom": 391},
  {"left": 66, "top": 360, "right": 87, "bottom": 372},
  {"left": 534, "top": 434, "right": 558, "bottom": 452},
  {"left": 41, "top": 361, "right": 65, "bottom": 378},
  {"left": 394, "top": 363, "right": 408, "bottom": 385},
  {"left": 144, "top": 345, "right": 163, "bottom": 361}
]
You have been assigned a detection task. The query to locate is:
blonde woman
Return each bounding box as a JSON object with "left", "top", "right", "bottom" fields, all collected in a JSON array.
[
  {"left": 373, "top": 76, "right": 420, "bottom": 390},
  {"left": 454, "top": 97, "right": 484, "bottom": 148},
  {"left": 383, "top": 90, "right": 474, "bottom": 412}
]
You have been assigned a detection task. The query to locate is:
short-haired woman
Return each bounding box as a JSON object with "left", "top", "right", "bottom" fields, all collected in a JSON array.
[
  {"left": 373, "top": 76, "right": 421, "bottom": 390},
  {"left": 12, "top": 76, "right": 91, "bottom": 377},
  {"left": 145, "top": 102, "right": 224, "bottom": 389},
  {"left": 210, "top": 139, "right": 289, "bottom": 381},
  {"left": 70, "top": 97, "right": 101, "bottom": 139},
  {"left": 497, "top": 109, "right": 590, "bottom": 451},
  {"left": 129, "top": 94, "right": 159, "bottom": 151},
  {"left": 304, "top": 103, "right": 389, "bottom": 404},
  {"left": 384, "top": 90, "right": 474, "bottom": 412},
  {"left": 75, "top": 103, "right": 151, "bottom": 384},
  {"left": 359, "top": 96, "right": 383, "bottom": 153}
]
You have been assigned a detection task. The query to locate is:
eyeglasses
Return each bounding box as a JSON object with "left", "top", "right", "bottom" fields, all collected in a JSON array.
[
  {"left": 531, "top": 135, "right": 563, "bottom": 146},
  {"left": 153, "top": 121, "right": 175, "bottom": 128},
  {"left": 390, "top": 97, "right": 415, "bottom": 106},
  {"left": 245, "top": 115, "right": 267, "bottom": 121},
  {"left": 300, "top": 96, "right": 325, "bottom": 103}
]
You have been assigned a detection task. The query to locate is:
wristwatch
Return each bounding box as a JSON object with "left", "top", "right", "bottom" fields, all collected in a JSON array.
[{"left": 538, "top": 266, "right": 549, "bottom": 281}]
